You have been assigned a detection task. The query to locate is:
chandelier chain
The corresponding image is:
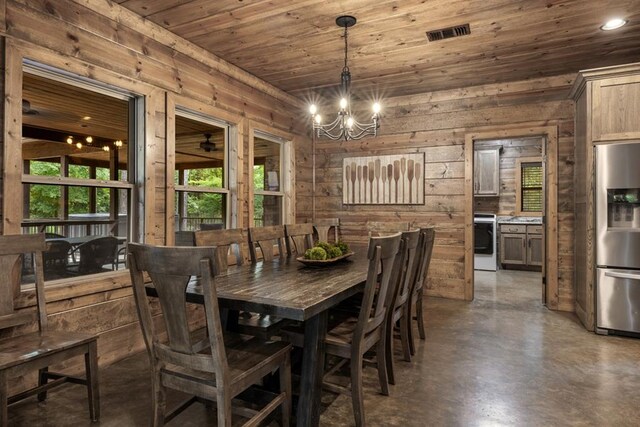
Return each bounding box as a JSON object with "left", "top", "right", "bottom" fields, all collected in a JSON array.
[{"left": 343, "top": 24, "right": 349, "bottom": 71}]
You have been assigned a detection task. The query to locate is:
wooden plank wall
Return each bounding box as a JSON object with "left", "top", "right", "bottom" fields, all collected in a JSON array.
[
  {"left": 296, "top": 74, "right": 576, "bottom": 310},
  {"left": 474, "top": 138, "right": 543, "bottom": 216},
  {"left": 0, "top": 0, "right": 305, "bottom": 391}
]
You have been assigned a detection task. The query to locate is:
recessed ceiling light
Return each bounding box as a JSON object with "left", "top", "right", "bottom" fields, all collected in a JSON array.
[
  {"left": 601, "top": 18, "right": 627, "bottom": 31},
  {"left": 82, "top": 116, "right": 91, "bottom": 120}
]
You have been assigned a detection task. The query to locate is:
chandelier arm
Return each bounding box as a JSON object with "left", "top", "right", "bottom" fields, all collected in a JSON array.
[
  {"left": 318, "top": 128, "right": 348, "bottom": 140},
  {"left": 347, "top": 126, "right": 377, "bottom": 140}
]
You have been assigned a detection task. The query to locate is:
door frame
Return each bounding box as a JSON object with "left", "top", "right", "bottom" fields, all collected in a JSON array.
[{"left": 464, "top": 125, "right": 559, "bottom": 308}]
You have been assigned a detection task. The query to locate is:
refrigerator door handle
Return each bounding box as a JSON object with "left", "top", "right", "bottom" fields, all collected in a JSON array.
[{"left": 604, "top": 271, "right": 640, "bottom": 281}]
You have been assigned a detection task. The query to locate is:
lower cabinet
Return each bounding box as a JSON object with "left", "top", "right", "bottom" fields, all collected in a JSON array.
[{"left": 500, "top": 224, "right": 542, "bottom": 270}]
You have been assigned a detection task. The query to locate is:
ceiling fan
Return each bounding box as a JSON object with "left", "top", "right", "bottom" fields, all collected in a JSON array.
[
  {"left": 199, "top": 133, "right": 217, "bottom": 152},
  {"left": 22, "top": 99, "right": 39, "bottom": 115}
]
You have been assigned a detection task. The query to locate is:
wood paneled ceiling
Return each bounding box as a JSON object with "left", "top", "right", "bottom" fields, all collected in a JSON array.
[{"left": 117, "top": 0, "right": 640, "bottom": 98}]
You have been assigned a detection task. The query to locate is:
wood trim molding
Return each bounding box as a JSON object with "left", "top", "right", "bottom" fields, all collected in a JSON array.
[
  {"left": 569, "top": 61, "right": 640, "bottom": 99},
  {"left": 464, "top": 125, "right": 559, "bottom": 309},
  {"left": 515, "top": 156, "right": 543, "bottom": 217},
  {"left": 2, "top": 40, "right": 23, "bottom": 234}
]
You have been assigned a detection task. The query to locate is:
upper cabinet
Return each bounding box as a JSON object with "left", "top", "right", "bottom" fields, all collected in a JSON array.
[
  {"left": 591, "top": 75, "right": 640, "bottom": 141},
  {"left": 474, "top": 147, "right": 500, "bottom": 197}
]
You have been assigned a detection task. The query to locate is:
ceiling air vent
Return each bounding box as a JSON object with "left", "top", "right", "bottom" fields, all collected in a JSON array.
[{"left": 426, "top": 23, "right": 470, "bottom": 42}]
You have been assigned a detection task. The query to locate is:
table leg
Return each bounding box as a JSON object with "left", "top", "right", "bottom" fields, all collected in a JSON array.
[
  {"left": 297, "top": 310, "right": 328, "bottom": 427},
  {"left": 220, "top": 308, "right": 239, "bottom": 332}
]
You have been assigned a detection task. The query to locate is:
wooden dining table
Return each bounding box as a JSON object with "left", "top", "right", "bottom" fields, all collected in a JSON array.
[{"left": 145, "top": 247, "right": 370, "bottom": 427}]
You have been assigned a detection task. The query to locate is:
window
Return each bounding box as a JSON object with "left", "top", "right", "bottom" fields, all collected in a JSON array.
[
  {"left": 174, "top": 110, "right": 229, "bottom": 236},
  {"left": 252, "top": 133, "right": 285, "bottom": 227},
  {"left": 20, "top": 64, "right": 140, "bottom": 283},
  {"left": 516, "top": 157, "right": 543, "bottom": 215}
]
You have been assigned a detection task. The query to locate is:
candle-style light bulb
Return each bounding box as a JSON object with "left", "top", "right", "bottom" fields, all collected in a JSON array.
[
  {"left": 346, "top": 117, "right": 354, "bottom": 128},
  {"left": 339, "top": 98, "right": 348, "bottom": 110},
  {"left": 66, "top": 136, "right": 73, "bottom": 144},
  {"left": 309, "top": 104, "right": 317, "bottom": 115},
  {"left": 76, "top": 142, "right": 83, "bottom": 149},
  {"left": 315, "top": 115, "right": 322, "bottom": 124},
  {"left": 373, "top": 102, "right": 381, "bottom": 114}
]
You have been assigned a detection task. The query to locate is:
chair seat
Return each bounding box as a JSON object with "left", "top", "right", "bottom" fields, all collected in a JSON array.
[
  {"left": 0, "top": 330, "right": 96, "bottom": 371},
  {"left": 163, "top": 333, "right": 291, "bottom": 389}
]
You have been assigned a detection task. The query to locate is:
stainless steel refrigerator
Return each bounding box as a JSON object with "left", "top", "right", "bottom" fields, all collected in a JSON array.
[{"left": 596, "top": 142, "right": 640, "bottom": 335}]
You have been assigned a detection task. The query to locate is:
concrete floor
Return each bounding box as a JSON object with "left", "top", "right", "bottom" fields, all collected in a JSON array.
[{"left": 9, "top": 270, "right": 640, "bottom": 426}]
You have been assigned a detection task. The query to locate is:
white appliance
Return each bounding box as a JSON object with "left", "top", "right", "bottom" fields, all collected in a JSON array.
[{"left": 474, "top": 213, "right": 497, "bottom": 271}]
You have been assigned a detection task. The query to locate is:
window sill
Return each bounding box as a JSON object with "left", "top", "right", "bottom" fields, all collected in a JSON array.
[{"left": 16, "top": 269, "right": 132, "bottom": 309}]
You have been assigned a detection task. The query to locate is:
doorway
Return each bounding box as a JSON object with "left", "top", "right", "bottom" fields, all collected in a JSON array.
[
  {"left": 464, "top": 126, "right": 559, "bottom": 309},
  {"left": 473, "top": 137, "right": 545, "bottom": 304}
]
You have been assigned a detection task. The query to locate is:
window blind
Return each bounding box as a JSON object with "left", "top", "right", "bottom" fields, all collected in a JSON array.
[{"left": 521, "top": 162, "right": 542, "bottom": 212}]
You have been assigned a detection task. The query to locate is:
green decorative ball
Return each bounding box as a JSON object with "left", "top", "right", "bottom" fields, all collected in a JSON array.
[{"left": 305, "top": 247, "right": 327, "bottom": 260}]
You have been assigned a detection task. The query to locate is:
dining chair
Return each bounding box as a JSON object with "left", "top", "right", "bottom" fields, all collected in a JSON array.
[
  {"left": 0, "top": 234, "right": 99, "bottom": 425},
  {"left": 194, "top": 228, "right": 248, "bottom": 273},
  {"left": 385, "top": 229, "right": 420, "bottom": 385},
  {"left": 128, "top": 243, "right": 292, "bottom": 427},
  {"left": 43, "top": 240, "right": 72, "bottom": 280},
  {"left": 248, "top": 226, "right": 287, "bottom": 262},
  {"left": 366, "top": 221, "right": 411, "bottom": 236},
  {"left": 322, "top": 233, "right": 403, "bottom": 427},
  {"left": 68, "top": 236, "right": 119, "bottom": 275},
  {"left": 408, "top": 227, "right": 436, "bottom": 355},
  {"left": 284, "top": 224, "right": 314, "bottom": 256},
  {"left": 313, "top": 218, "right": 340, "bottom": 243}
]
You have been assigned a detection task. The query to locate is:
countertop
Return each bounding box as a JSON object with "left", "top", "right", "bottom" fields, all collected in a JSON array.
[{"left": 497, "top": 216, "right": 543, "bottom": 225}]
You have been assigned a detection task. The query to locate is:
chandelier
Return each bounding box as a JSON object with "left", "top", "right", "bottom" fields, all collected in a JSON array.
[{"left": 309, "top": 16, "right": 381, "bottom": 141}]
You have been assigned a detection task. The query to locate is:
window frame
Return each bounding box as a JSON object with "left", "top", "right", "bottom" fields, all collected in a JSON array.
[
  {"left": 20, "top": 63, "right": 142, "bottom": 241},
  {"left": 173, "top": 107, "right": 232, "bottom": 231},
  {"left": 250, "top": 130, "right": 289, "bottom": 227},
  {"left": 515, "top": 156, "right": 543, "bottom": 216}
]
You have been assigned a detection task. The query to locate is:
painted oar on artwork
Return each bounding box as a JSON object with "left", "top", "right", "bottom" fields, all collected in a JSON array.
[
  {"left": 345, "top": 165, "right": 351, "bottom": 204},
  {"left": 400, "top": 157, "right": 407, "bottom": 203},
  {"left": 393, "top": 160, "right": 400, "bottom": 204},
  {"left": 414, "top": 163, "right": 421, "bottom": 203},
  {"left": 356, "top": 165, "right": 362, "bottom": 204},
  {"left": 350, "top": 162, "right": 356, "bottom": 204},
  {"left": 407, "top": 159, "right": 415, "bottom": 204},
  {"left": 362, "top": 164, "right": 368, "bottom": 204},
  {"left": 387, "top": 163, "right": 393, "bottom": 204},
  {"left": 374, "top": 159, "right": 381, "bottom": 203},
  {"left": 368, "top": 162, "right": 375, "bottom": 204},
  {"left": 381, "top": 165, "right": 387, "bottom": 204}
]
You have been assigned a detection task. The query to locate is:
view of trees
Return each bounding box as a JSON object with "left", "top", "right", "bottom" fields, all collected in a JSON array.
[
  {"left": 27, "top": 161, "right": 111, "bottom": 219},
  {"left": 176, "top": 167, "right": 227, "bottom": 221}
]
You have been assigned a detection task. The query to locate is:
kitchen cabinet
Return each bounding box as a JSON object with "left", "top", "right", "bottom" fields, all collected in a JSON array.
[
  {"left": 570, "top": 63, "right": 640, "bottom": 331},
  {"left": 500, "top": 224, "right": 542, "bottom": 270},
  {"left": 474, "top": 147, "right": 500, "bottom": 197}
]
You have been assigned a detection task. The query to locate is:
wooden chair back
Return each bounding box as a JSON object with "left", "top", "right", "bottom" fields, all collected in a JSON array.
[
  {"left": 414, "top": 228, "right": 436, "bottom": 294},
  {"left": 314, "top": 218, "right": 340, "bottom": 243},
  {"left": 248, "top": 225, "right": 286, "bottom": 262},
  {"left": 393, "top": 229, "right": 421, "bottom": 311},
  {"left": 367, "top": 221, "right": 410, "bottom": 236},
  {"left": 0, "top": 234, "right": 48, "bottom": 331},
  {"left": 284, "top": 224, "right": 314, "bottom": 256},
  {"left": 194, "top": 228, "right": 247, "bottom": 273},
  {"left": 77, "top": 236, "right": 118, "bottom": 274},
  {"left": 128, "top": 243, "right": 228, "bottom": 379},
  {"left": 354, "top": 233, "right": 402, "bottom": 348}
]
